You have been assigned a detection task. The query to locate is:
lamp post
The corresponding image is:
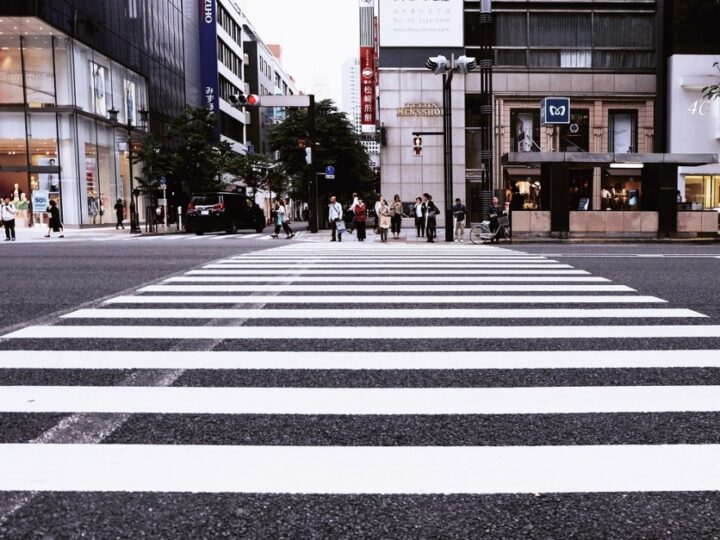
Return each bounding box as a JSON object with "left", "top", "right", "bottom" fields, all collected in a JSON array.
[
  {"left": 108, "top": 107, "right": 148, "bottom": 233},
  {"left": 425, "top": 54, "right": 477, "bottom": 242}
]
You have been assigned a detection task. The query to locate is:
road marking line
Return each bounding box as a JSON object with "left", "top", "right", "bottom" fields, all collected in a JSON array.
[
  {"left": 193, "top": 269, "right": 588, "bottom": 275},
  {"left": 2, "top": 385, "right": 720, "bottom": 415},
  {"left": 1, "top": 444, "right": 720, "bottom": 494},
  {"left": 105, "top": 295, "right": 666, "bottom": 305},
  {"left": 62, "top": 308, "right": 705, "bottom": 320},
  {"left": 5, "top": 324, "right": 719, "bottom": 340},
  {"left": 0, "top": 349, "right": 717, "bottom": 370},
  {"left": 164, "top": 276, "right": 610, "bottom": 283},
  {"left": 137, "top": 284, "right": 635, "bottom": 293},
  {"left": 208, "top": 263, "right": 575, "bottom": 269}
]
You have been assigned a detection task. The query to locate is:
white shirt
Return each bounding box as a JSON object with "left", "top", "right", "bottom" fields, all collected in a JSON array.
[
  {"left": 0, "top": 203, "right": 16, "bottom": 221},
  {"left": 328, "top": 202, "right": 342, "bottom": 221},
  {"left": 350, "top": 196, "right": 359, "bottom": 211}
]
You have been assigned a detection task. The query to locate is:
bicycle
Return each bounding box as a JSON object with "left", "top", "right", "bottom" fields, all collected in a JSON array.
[{"left": 470, "top": 215, "right": 512, "bottom": 244}]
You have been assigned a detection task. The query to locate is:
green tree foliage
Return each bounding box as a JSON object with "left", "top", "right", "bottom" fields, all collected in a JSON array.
[
  {"left": 225, "top": 152, "right": 291, "bottom": 194},
  {"left": 166, "top": 107, "right": 236, "bottom": 195},
  {"left": 703, "top": 62, "right": 720, "bottom": 101},
  {"left": 131, "top": 132, "right": 167, "bottom": 195},
  {"left": 268, "top": 99, "right": 376, "bottom": 204}
]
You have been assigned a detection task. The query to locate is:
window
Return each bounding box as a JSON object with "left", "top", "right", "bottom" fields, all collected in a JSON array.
[
  {"left": 529, "top": 13, "right": 591, "bottom": 48},
  {"left": 560, "top": 109, "right": 590, "bottom": 152},
  {"left": 510, "top": 109, "right": 541, "bottom": 152},
  {"left": 219, "top": 111, "right": 244, "bottom": 143},
  {"left": 608, "top": 111, "right": 638, "bottom": 153}
]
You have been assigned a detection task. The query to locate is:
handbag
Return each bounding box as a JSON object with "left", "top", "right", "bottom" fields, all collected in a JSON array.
[{"left": 335, "top": 220, "right": 346, "bottom": 233}]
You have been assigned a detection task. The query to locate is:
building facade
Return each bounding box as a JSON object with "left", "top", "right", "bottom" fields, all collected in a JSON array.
[
  {"left": 0, "top": 1, "right": 186, "bottom": 227},
  {"left": 377, "top": 0, "right": 716, "bottom": 237}
]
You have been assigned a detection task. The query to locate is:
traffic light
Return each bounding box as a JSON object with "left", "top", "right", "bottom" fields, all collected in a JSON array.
[
  {"left": 413, "top": 135, "right": 422, "bottom": 156},
  {"left": 229, "top": 92, "right": 260, "bottom": 107}
]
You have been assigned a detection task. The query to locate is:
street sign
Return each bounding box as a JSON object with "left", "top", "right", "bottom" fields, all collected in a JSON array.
[
  {"left": 540, "top": 97, "right": 571, "bottom": 125},
  {"left": 325, "top": 165, "right": 335, "bottom": 179},
  {"left": 159, "top": 176, "right": 167, "bottom": 187}
]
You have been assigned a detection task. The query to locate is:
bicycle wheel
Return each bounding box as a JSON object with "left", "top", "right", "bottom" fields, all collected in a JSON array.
[
  {"left": 501, "top": 226, "right": 512, "bottom": 244},
  {"left": 470, "top": 225, "right": 488, "bottom": 245}
]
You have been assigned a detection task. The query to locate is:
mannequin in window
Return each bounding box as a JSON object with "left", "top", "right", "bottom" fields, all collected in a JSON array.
[{"left": 88, "top": 192, "right": 101, "bottom": 224}]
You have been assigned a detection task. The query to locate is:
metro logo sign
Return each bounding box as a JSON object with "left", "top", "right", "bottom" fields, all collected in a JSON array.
[{"left": 541, "top": 97, "right": 571, "bottom": 125}]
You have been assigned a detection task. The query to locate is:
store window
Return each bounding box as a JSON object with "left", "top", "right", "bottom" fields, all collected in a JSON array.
[
  {"left": 0, "top": 112, "right": 28, "bottom": 201},
  {"left": 54, "top": 37, "right": 74, "bottom": 107},
  {"left": 23, "top": 36, "right": 55, "bottom": 107},
  {"left": 560, "top": 109, "right": 590, "bottom": 152},
  {"left": 510, "top": 109, "right": 541, "bottom": 152},
  {"left": 569, "top": 169, "right": 593, "bottom": 211},
  {"left": 684, "top": 175, "right": 720, "bottom": 210},
  {"left": 609, "top": 111, "right": 638, "bottom": 153},
  {"left": 0, "top": 36, "right": 24, "bottom": 105},
  {"left": 601, "top": 171, "right": 642, "bottom": 211},
  {"left": 28, "top": 113, "right": 59, "bottom": 194}
]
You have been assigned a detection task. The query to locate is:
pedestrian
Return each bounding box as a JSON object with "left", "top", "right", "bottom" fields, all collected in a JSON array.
[
  {"left": 374, "top": 195, "right": 383, "bottom": 234},
  {"left": 45, "top": 199, "right": 64, "bottom": 238},
  {"left": 378, "top": 197, "right": 391, "bottom": 242},
  {"left": 414, "top": 196, "right": 424, "bottom": 238},
  {"left": 1, "top": 196, "right": 17, "bottom": 241},
  {"left": 390, "top": 194, "right": 403, "bottom": 239},
  {"left": 271, "top": 198, "right": 295, "bottom": 239},
  {"left": 354, "top": 197, "right": 367, "bottom": 241},
  {"left": 114, "top": 198, "right": 125, "bottom": 230},
  {"left": 424, "top": 193, "right": 439, "bottom": 242},
  {"left": 348, "top": 192, "right": 359, "bottom": 232},
  {"left": 452, "top": 197, "right": 467, "bottom": 243},
  {"left": 488, "top": 196, "right": 504, "bottom": 243},
  {"left": 328, "top": 195, "right": 344, "bottom": 242}
]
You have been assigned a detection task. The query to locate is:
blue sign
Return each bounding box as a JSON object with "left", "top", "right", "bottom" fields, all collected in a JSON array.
[
  {"left": 325, "top": 166, "right": 335, "bottom": 175},
  {"left": 32, "top": 190, "right": 49, "bottom": 212},
  {"left": 199, "top": 0, "right": 220, "bottom": 136},
  {"left": 540, "top": 97, "right": 571, "bottom": 125},
  {"left": 159, "top": 176, "right": 167, "bottom": 187}
]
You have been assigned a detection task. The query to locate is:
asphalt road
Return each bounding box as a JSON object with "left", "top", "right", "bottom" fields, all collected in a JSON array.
[{"left": 0, "top": 238, "right": 719, "bottom": 538}]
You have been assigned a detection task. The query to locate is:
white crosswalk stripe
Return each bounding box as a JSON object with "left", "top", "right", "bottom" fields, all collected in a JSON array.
[{"left": 1, "top": 242, "right": 719, "bottom": 514}]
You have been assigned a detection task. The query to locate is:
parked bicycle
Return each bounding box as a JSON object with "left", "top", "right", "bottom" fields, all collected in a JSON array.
[{"left": 470, "top": 215, "right": 511, "bottom": 244}]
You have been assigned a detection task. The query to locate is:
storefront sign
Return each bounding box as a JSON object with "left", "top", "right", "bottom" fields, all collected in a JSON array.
[
  {"left": 199, "top": 0, "right": 220, "bottom": 134},
  {"left": 396, "top": 103, "right": 442, "bottom": 117},
  {"left": 360, "top": 46, "right": 376, "bottom": 133},
  {"left": 541, "top": 97, "right": 571, "bottom": 125},
  {"left": 379, "top": 0, "right": 463, "bottom": 48},
  {"left": 32, "top": 190, "right": 49, "bottom": 213}
]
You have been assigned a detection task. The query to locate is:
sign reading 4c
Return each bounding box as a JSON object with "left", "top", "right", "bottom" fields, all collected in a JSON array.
[{"left": 540, "top": 97, "right": 571, "bottom": 125}]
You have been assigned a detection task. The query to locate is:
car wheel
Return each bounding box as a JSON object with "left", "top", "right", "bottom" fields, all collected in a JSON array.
[
  {"left": 255, "top": 220, "right": 265, "bottom": 233},
  {"left": 195, "top": 231, "right": 205, "bottom": 236},
  {"left": 226, "top": 223, "right": 239, "bottom": 234}
]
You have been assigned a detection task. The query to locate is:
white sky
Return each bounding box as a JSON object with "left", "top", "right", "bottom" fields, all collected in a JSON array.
[{"left": 237, "top": 0, "right": 361, "bottom": 106}]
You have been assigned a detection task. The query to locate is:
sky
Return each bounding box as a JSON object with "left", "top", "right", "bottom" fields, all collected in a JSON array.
[{"left": 237, "top": 0, "right": 361, "bottom": 107}]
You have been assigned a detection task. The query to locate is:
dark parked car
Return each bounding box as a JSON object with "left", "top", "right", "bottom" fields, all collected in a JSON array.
[{"left": 186, "top": 192, "right": 266, "bottom": 235}]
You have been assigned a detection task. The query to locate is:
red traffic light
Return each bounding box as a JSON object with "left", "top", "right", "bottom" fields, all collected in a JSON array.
[{"left": 246, "top": 94, "right": 260, "bottom": 106}]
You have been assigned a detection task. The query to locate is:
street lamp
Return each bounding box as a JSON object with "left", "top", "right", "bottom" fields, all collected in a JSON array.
[
  {"left": 108, "top": 107, "right": 148, "bottom": 233},
  {"left": 425, "top": 54, "right": 477, "bottom": 242}
]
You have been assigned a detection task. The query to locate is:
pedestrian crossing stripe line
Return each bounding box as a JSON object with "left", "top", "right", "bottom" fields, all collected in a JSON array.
[
  {"left": 105, "top": 295, "right": 667, "bottom": 305},
  {"left": 208, "top": 263, "right": 576, "bottom": 269},
  {"left": 163, "top": 276, "right": 611, "bottom": 283},
  {"left": 61, "top": 308, "right": 706, "bottom": 320},
  {"left": 1, "top": 349, "right": 717, "bottom": 371},
  {"left": 6, "top": 324, "right": 720, "bottom": 340},
  {"left": 242, "top": 234, "right": 262, "bottom": 239},
  {"left": 226, "top": 257, "right": 552, "bottom": 262},
  {"left": 137, "top": 284, "right": 635, "bottom": 293},
  {"left": 193, "top": 269, "right": 588, "bottom": 275},
  {"left": 2, "top": 385, "right": 720, "bottom": 414},
  {"left": 1, "top": 443, "right": 719, "bottom": 494}
]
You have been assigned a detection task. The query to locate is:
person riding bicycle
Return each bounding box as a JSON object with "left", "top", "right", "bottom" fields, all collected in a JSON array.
[{"left": 487, "top": 196, "right": 505, "bottom": 243}]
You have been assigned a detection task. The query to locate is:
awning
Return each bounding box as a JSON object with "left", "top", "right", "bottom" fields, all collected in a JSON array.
[
  {"left": 503, "top": 152, "right": 719, "bottom": 167},
  {"left": 505, "top": 167, "right": 541, "bottom": 177}
]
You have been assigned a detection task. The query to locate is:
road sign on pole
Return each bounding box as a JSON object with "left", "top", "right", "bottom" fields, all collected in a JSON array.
[{"left": 325, "top": 165, "right": 335, "bottom": 179}]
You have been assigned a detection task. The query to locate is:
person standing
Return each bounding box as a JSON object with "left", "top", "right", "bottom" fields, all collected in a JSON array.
[
  {"left": 1, "top": 197, "right": 17, "bottom": 241},
  {"left": 328, "top": 195, "right": 343, "bottom": 242},
  {"left": 373, "top": 195, "right": 383, "bottom": 233},
  {"left": 424, "top": 193, "right": 439, "bottom": 243},
  {"left": 114, "top": 198, "right": 125, "bottom": 230},
  {"left": 452, "top": 197, "right": 467, "bottom": 243},
  {"left": 353, "top": 197, "right": 367, "bottom": 241},
  {"left": 348, "top": 192, "right": 359, "bottom": 232},
  {"left": 414, "top": 196, "right": 424, "bottom": 238},
  {"left": 45, "top": 199, "right": 64, "bottom": 238},
  {"left": 390, "top": 194, "right": 403, "bottom": 240},
  {"left": 271, "top": 198, "right": 295, "bottom": 239},
  {"left": 488, "top": 196, "right": 504, "bottom": 243},
  {"left": 378, "top": 197, "right": 391, "bottom": 242}
]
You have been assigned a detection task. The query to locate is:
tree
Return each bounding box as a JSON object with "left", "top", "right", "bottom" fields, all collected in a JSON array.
[
  {"left": 166, "top": 107, "right": 236, "bottom": 195},
  {"left": 703, "top": 62, "right": 720, "bottom": 100},
  {"left": 132, "top": 132, "right": 167, "bottom": 196},
  {"left": 268, "top": 99, "right": 376, "bottom": 204}
]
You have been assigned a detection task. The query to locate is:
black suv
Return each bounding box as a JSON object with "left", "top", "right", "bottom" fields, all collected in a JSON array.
[{"left": 186, "top": 192, "right": 266, "bottom": 235}]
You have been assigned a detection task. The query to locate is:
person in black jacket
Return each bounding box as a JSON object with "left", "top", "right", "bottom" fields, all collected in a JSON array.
[
  {"left": 114, "top": 198, "right": 125, "bottom": 230},
  {"left": 487, "top": 196, "right": 504, "bottom": 243},
  {"left": 45, "top": 199, "right": 64, "bottom": 238},
  {"left": 424, "top": 193, "right": 439, "bottom": 243}
]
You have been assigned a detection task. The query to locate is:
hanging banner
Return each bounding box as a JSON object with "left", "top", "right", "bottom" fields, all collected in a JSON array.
[
  {"left": 199, "top": 0, "right": 220, "bottom": 135},
  {"left": 360, "top": 46, "right": 376, "bottom": 134}
]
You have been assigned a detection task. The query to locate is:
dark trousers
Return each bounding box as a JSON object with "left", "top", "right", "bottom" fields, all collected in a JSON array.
[
  {"left": 391, "top": 215, "right": 401, "bottom": 235},
  {"left": 331, "top": 220, "right": 342, "bottom": 241},
  {"left": 274, "top": 222, "right": 293, "bottom": 236},
  {"left": 3, "top": 219, "right": 15, "bottom": 239},
  {"left": 415, "top": 217, "right": 424, "bottom": 237},
  {"left": 116, "top": 214, "right": 124, "bottom": 229},
  {"left": 355, "top": 221, "right": 366, "bottom": 241},
  {"left": 426, "top": 218, "right": 436, "bottom": 241}
]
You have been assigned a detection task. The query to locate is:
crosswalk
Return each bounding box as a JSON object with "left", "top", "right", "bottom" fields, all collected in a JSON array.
[
  {"left": 1, "top": 243, "right": 719, "bottom": 532},
  {"left": 0, "top": 230, "right": 309, "bottom": 244}
]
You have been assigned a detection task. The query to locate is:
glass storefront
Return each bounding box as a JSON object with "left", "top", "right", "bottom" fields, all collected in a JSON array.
[
  {"left": 684, "top": 175, "right": 720, "bottom": 210},
  {"left": 0, "top": 20, "right": 148, "bottom": 227}
]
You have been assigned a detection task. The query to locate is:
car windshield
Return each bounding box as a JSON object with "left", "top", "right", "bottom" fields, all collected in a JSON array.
[{"left": 191, "top": 195, "right": 220, "bottom": 206}]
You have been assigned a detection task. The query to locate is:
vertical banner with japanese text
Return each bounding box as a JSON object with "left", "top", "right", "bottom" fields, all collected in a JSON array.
[{"left": 199, "top": 0, "right": 220, "bottom": 136}]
